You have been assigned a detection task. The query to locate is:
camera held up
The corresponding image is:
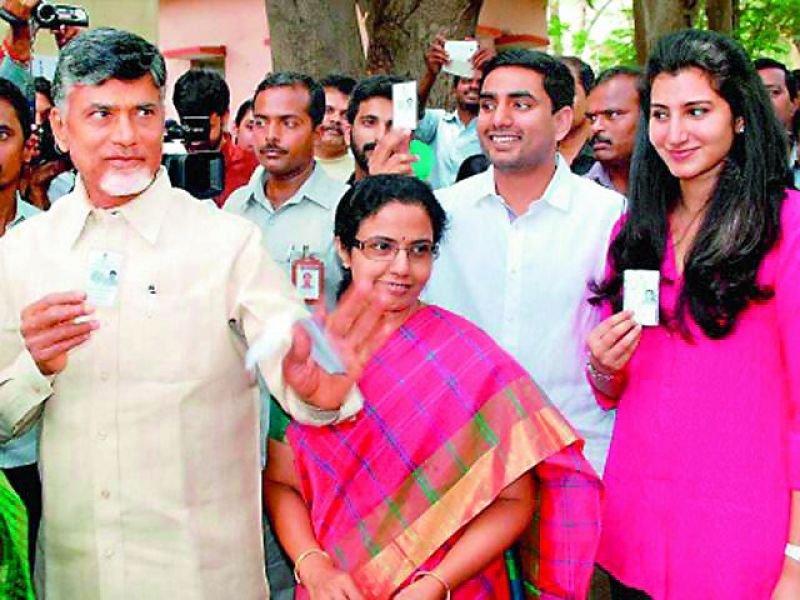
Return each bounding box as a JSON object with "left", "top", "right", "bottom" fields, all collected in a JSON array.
[{"left": 162, "top": 116, "right": 225, "bottom": 200}]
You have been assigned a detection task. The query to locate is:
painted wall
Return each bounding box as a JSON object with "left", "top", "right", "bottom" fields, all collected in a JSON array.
[{"left": 159, "top": 0, "right": 271, "bottom": 120}]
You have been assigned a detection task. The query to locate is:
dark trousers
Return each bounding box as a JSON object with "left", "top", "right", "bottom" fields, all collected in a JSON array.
[
  {"left": 4, "top": 463, "right": 42, "bottom": 574},
  {"left": 608, "top": 571, "right": 652, "bottom": 600}
]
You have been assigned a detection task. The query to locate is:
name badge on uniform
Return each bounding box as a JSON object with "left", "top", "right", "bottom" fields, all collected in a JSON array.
[
  {"left": 86, "top": 250, "right": 123, "bottom": 307},
  {"left": 290, "top": 245, "right": 324, "bottom": 304}
]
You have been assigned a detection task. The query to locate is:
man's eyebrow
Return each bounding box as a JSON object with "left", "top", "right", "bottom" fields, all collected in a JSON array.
[
  {"left": 253, "top": 111, "right": 302, "bottom": 119},
  {"left": 479, "top": 91, "right": 536, "bottom": 100}
]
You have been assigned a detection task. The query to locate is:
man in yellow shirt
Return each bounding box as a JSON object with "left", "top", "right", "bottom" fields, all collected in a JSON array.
[{"left": 0, "top": 28, "right": 374, "bottom": 599}]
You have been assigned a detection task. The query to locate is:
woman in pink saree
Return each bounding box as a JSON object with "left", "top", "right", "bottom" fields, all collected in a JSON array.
[{"left": 265, "top": 175, "right": 602, "bottom": 600}]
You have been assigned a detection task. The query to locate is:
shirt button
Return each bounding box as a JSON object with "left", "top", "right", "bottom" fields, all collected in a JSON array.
[
  {"left": 100, "top": 372, "right": 109, "bottom": 382},
  {"left": 98, "top": 430, "right": 107, "bottom": 440},
  {"left": 101, "top": 489, "right": 110, "bottom": 499},
  {"left": 32, "top": 384, "right": 43, "bottom": 394},
  {"left": 104, "top": 548, "right": 114, "bottom": 558}
]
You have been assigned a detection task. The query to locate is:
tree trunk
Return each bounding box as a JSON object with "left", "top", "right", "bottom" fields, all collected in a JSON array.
[
  {"left": 706, "top": 0, "right": 735, "bottom": 34},
  {"left": 362, "top": 0, "right": 483, "bottom": 109},
  {"left": 633, "top": 0, "right": 699, "bottom": 64},
  {"left": 266, "top": 0, "right": 366, "bottom": 78}
]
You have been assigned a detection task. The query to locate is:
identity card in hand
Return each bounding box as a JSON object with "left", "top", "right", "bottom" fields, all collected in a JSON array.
[
  {"left": 298, "top": 318, "right": 346, "bottom": 375},
  {"left": 85, "top": 250, "right": 123, "bottom": 308},
  {"left": 443, "top": 40, "right": 478, "bottom": 78},
  {"left": 623, "top": 269, "right": 660, "bottom": 326},
  {"left": 392, "top": 81, "right": 418, "bottom": 130},
  {"left": 245, "top": 318, "right": 346, "bottom": 376}
]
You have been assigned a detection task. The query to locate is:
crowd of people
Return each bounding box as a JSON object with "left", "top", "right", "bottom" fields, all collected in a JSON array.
[{"left": 0, "top": 0, "right": 798, "bottom": 598}]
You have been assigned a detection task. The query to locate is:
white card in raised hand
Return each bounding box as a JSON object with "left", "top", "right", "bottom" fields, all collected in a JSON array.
[
  {"left": 85, "top": 250, "right": 123, "bottom": 308},
  {"left": 623, "top": 269, "right": 660, "bottom": 327},
  {"left": 392, "top": 81, "right": 418, "bottom": 130},
  {"left": 443, "top": 40, "right": 479, "bottom": 78}
]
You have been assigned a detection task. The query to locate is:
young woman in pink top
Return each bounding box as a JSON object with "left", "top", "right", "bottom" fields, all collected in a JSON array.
[{"left": 586, "top": 29, "right": 800, "bottom": 599}]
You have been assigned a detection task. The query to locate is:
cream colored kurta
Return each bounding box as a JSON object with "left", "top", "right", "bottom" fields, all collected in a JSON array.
[{"left": 0, "top": 170, "right": 361, "bottom": 599}]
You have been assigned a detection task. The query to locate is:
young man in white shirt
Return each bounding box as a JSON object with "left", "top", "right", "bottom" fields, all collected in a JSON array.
[{"left": 425, "top": 49, "right": 625, "bottom": 476}]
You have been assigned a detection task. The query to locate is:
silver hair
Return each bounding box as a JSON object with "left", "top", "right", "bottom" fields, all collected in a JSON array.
[{"left": 52, "top": 28, "right": 167, "bottom": 111}]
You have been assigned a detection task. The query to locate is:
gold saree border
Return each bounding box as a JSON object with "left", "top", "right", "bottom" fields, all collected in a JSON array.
[{"left": 353, "top": 403, "right": 578, "bottom": 598}]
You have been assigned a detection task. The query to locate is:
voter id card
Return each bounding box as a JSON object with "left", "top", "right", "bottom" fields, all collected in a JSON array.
[
  {"left": 623, "top": 270, "right": 659, "bottom": 326},
  {"left": 392, "top": 81, "right": 418, "bottom": 130},
  {"left": 85, "top": 250, "right": 123, "bottom": 308},
  {"left": 443, "top": 40, "right": 478, "bottom": 78},
  {"left": 299, "top": 318, "right": 346, "bottom": 375}
]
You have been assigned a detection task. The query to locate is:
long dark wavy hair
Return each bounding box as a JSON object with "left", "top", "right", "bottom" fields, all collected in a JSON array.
[{"left": 590, "top": 29, "right": 792, "bottom": 339}]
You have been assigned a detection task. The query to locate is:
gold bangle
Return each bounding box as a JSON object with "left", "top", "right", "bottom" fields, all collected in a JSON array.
[
  {"left": 412, "top": 570, "right": 451, "bottom": 600},
  {"left": 293, "top": 548, "right": 331, "bottom": 584}
]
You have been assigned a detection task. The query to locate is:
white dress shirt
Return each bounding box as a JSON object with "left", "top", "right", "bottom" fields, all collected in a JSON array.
[
  {"left": 425, "top": 156, "right": 624, "bottom": 474},
  {"left": 0, "top": 169, "right": 360, "bottom": 599}
]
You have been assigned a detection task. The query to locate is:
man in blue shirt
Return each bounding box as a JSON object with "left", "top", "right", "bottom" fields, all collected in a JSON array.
[{"left": 415, "top": 34, "right": 493, "bottom": 189}]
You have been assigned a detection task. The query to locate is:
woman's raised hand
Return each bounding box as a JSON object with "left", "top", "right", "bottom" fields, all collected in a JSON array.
[{"left": 586, "top": 310, "right": 642, "bottom": 376}]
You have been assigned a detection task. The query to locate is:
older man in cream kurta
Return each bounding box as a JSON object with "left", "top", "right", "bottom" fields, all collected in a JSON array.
[{"left": 0, "top": 29, "right": 363, "bottom": 599}]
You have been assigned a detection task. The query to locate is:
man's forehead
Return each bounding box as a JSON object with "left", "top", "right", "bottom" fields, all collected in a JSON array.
[
  {"left": 356, "top": 96, "right": 391, "bottom": 118},
  {"left": 758, "top": 68, "right": 787, "bottom": 89},
  {"left": 589, "top": 77, "right": 639, "bottom": 104},
  {"left": 66, "top": 75, "right": 162, "bottom": 104},
  {"left": 324, "top": 87, "right": 348, "bottom": 103},
  {"left": 481, "top": 66, "right": 544, "bottom": 95},
  {"left": 255, "top": 84, "right": 310, "bottom": 112},
  {"left": 0, "top": 98, "right": 21, "bottom": 128}
]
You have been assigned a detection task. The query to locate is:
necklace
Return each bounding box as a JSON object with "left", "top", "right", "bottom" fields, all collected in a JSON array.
[{"left": 671, "top": 203, "right": 708, "bottom": 248}]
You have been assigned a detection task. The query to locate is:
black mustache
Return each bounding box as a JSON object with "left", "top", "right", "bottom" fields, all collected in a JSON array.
[
  {"left": 590, "top": 134, "right": 612, "bottom": 146},
  {"left": 362, "top": 142, "right": 377, "bottom": 154},
  {"left": 260, "top": 145, "right": 288, "bottom": 154},
  {"left": 322, "top": 123, "right": 344, "bottom": 133}
]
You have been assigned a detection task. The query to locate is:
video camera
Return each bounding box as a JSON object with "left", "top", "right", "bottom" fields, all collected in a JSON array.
[
  {"left": 33, "top": 3, "right": 89, "bottom": 29},
  {"left": 162, "top": 116, "right": 225, "bottom": 200}
]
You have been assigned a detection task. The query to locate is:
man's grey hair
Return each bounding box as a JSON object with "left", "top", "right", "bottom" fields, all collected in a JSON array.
[{"left": 52, "top": 28, "right": 167, "bottom": 110}]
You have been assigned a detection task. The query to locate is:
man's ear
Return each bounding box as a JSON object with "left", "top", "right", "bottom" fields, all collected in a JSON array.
[
  {"left": 49, "top": 107, "right": 69, "bottom": 153},
  {"left": 221, "top": 110, "right": 230, "bottom": 132},
  {"left": 553, "top": 105, "right": 574, "bottom": 143}
]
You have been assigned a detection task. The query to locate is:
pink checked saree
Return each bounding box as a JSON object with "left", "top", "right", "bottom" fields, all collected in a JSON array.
[{"left": 280, "top": 306, "right": 601, "bottom": 599}]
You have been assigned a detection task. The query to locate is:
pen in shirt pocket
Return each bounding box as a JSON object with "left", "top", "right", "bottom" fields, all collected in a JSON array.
[{"left": 146, "top": 283, "right": 157, "bottom": 317}]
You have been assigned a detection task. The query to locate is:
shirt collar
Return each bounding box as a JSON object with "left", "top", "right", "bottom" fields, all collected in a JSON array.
[
  {"left": 443, "top": 111, "right": 460, "bottom": 123},
  {"left": 443, "top": 110, "right": 477, "bottom": 131},
  {"left": 477, "top": 154, "right": 573, "bottom": 214},
  {"left": 250, "top": 162, "right": 333, "bottom": 212},
  {"left": 60, "top": 167, "right": 171, "bottom": 248},
  {"left": 585, "top": 161, "right": 614, "bottom": 191},
  {"left": 9, "top": 193, "right": 39, "bottom": 229}
]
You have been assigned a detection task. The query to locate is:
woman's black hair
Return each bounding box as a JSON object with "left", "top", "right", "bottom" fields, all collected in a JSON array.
[
  {"left": 334, "top": 174, "right": 447, "bottom": 297},
  {"left": 590, "top": 29, "right": 791, "bottom": 339}
]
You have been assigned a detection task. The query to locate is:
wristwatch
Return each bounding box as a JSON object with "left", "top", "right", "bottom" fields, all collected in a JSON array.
[{"left": 786, "top": 543, "right": 800, "bottom": 563}]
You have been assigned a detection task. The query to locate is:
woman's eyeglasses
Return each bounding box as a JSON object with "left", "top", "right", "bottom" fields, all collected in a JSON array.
[{"left": 353, "top": 237, "right": 438, "bottom": 261}]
